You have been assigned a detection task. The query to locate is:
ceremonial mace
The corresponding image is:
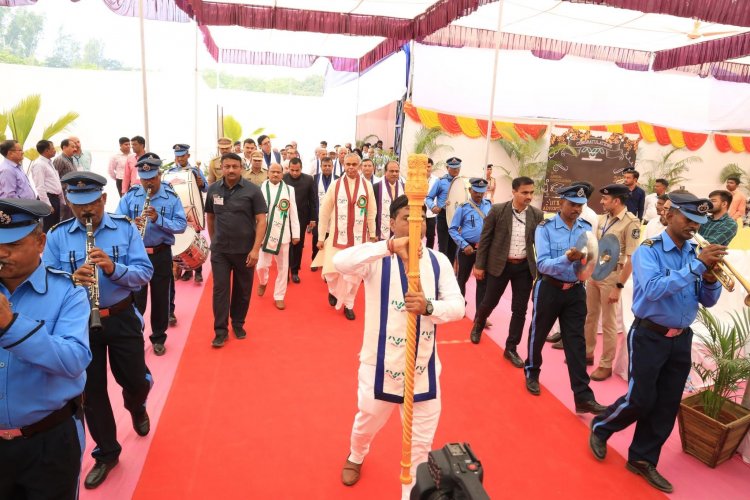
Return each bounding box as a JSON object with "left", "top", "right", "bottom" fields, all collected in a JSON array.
[{"left": 401, "top": 153, "right": 429, "bottom": 484}]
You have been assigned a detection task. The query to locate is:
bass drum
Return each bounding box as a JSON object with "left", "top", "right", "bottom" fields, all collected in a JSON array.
[
  {"left": 172, "top": 227, "right": 209, "bottom": 271},
  {"left": 444, "top": 176, "right": 469, "bottom": 225},
  {"left": 163, "top": 170, "right": 205, "bottom": 231}
]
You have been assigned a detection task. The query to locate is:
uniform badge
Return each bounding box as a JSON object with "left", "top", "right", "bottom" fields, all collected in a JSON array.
[
  {"left": 142, "top": 165, "right": 152, "bottom": 172},
  {"left": 697, "top": 202, "right": 710, "bottom": 214},
  {"left": 76, "top": 181, "right": 86, "bottom": 188},
  {"left": 632, "top": 228, "right": 640, "bottom": 239},
  {"left": 641, "top": 239, "right": 654, "bottom": 247},
  {"left": 0, "top": 211, "right": 11, "bottom": 225},
  {"left": 576, "top": 187, "right": 585, "bottom": 198}
]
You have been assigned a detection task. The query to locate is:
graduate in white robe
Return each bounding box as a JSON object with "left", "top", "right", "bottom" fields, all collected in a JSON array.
[
  {"left": 256, "top": 164, "right": 300, "bottom": 309},
  {"left": 334, "top": 195, "right": 465, "bottom": 500},
  {"left": 316, "top": 153, "right": 377, "bottom": 319}
]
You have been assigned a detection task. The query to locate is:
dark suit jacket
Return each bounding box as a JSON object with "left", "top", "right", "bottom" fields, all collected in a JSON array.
[
  {"left": 312, "top": 173, "right": 338, "bottom": 222},
  {"left": 283, "top": 172, "right": 317, "bottom": 226},
  {"left": 475, "top": 201, "right": 544, "bottom": 278},
  {"left": 372, "top": 180, "right": 401, "bottom": 239}
]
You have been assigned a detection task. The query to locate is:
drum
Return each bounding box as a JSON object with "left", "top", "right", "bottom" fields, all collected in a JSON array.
[
  {"left": 445, "top": 176, "right": 469, "bottom": 225},
  {"left": 163, "top": 169, "right": 205, "bottom": 230},
  {"left": 172, "top": 226, "right": 209, "bottom": 271}
]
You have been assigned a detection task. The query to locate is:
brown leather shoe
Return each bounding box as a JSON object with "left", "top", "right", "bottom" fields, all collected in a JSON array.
[
  {"left": 591, "top": 366, "right": 613, "bottom": 381},
  {"left": 341, "top": 458, "right": 363, "bottom": 486},
  {"left": 275, "top": 300, "right": 286, "bottom": 310},
  {"left": 257, "top": 284, "right": 266, "bottom": 297}
]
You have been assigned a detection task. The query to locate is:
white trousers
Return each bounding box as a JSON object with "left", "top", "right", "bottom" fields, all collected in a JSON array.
[
  {"left": 256, "top": 244, "right": 289, "bottom": 300},
  {"left": 325, "top": 273, "right": 360, "bottom": 310},
  {"left": 348, "top": 363, "right": 441, "bottom": 500}
]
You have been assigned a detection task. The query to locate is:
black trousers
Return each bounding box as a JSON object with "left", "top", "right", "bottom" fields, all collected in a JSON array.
[
  {"left": 42, "top": 193, "right": 61, "bottom": 233},
  {"left": 311, "top": 223, "right": 323, "bottom": 263},
  {"left": 0, "top": 414, "right": 84, "bottom": 500},
  {"left": 473, "top": 260, "right": 533, "bottom": 351},
  {"left": 524, "top": 279, "right": 594, "bottom": 403},
  {"left": 116, "top": 179, "right": 123, "bottom": 197},
  {"left": 85, "top": 305, "right": 152, "bottom": 464},
  {"left": 426, "top": 217, "right": 436, "bottom": 249},
  {"left": 592, "top": 323, "right": 693, "bottom": 465},
  {"left": 211, "top": 252, "right": 254, "bottom": 337},
  {"left": 289, "top": 220, "right": 309, "bottom": 273},
  {"left": 455, "top": 247, "right": 486, "bottom": 306},
  {"left": 436, "top": 212, "right": 457, "bottom": 265},
  {"left": 135, "top": 248, "right": 172, "bottom": 345}
]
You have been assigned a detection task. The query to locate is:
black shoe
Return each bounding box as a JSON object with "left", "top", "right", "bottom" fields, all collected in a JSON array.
[
  {"left": 575, "top": 400, "right": 608, "bottom": 415},
  {"left": 626, "top": 461, "right": 673, "bottom": 493},
  {"left": 153, "top": 343, "right": 166, "bottom": 356},
  {"left": 504, "top": 349, "right": 524, "bottom": 368},
  {"left": 546, "top": 331, "right": 562, "bottom": 343},
  {"left": 233, "top": 326, "right": 246, "bottom": 339},
  {"left": 131, "top": 409, "right": 150, "bottom": 436},
  {"left": 168, "top": 313, "right": 177, "bottom": 327},
  {"left": 84, "top": 460, "right": 119, "bottom": 489},
  {"left": 211, "top": 335, "right": 227, "bottom": 348},
  {"left": 344, "top": 308, "right": 356, "bottom": 321},
  {"left": 180, "top": 270, "right": 193, "bottom": 281},
  {"left": 551, "top": 339, "right": 564, "bottom": 350},
  {"left": 525, "top": 378, "right": 540, "bottom": 396},
  {"left": 291, "top": 273, "right": 300, "bottom": 283},
  {"left": 589, "top": 420, "right": 607, "bottom": 461},
  {"left": 328, "top": 293, "right": 337, "bottom": 307},
  {"left": 469, "top": 324, "right": 482, "bottom": 344},
  {"left": 194, "top": 273, "right": 203, "bottom": 283}
]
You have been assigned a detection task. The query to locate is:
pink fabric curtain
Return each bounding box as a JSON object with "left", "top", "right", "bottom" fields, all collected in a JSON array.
[
  {"left": 673, "top": 61, "right": 750, "bottom": 84},
  {"left": 564, "top": 0, "right": 750, "bottom": 28},
  {"left": 422, "top": 25, "right": 651, "bottom": 70},
  {"left": 653, "top": 32, "right": 750, "bottom": 71},
  {"left": 179, "top": 0, "right": 494, "bottom": 38},
  {"left": 0, "top": 0, "right": 36, "bottom": 5},
  {"left": 102, "top": 0, "right": 190, "bottom": 22}
]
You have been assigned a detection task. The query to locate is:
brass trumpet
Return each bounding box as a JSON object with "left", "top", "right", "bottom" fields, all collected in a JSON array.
[{"left": 692, "top": 232, "right": 750, "bottom": 306}]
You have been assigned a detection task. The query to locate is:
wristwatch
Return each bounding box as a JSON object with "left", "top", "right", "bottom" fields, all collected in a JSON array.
[
  {"left": 616, "top": 282, "right": 624, "bottom": 289},
  {"left": 424, "top": 300, "right": 434, "bottom": 316}
]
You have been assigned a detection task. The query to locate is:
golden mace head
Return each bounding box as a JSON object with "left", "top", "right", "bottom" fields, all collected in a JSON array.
[{"left": 405, "top": 154, "right": 429, "bottom": 201}]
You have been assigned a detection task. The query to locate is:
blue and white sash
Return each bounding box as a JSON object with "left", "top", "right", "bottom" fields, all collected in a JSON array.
[{"left": 374, "top": 250, "right": 440, "bottom": 403}]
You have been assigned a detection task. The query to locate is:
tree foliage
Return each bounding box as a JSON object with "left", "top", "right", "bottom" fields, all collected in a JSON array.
[
  {"left": 638, "top": 146, "right": 698, "bottom": 193},
  {"left": 496, "top": 128, "right": 574, "bottom": 194},
  {"left": 222, "top": 115, "right": 242, "bottom": 143},
  {"left": 203, "top": 71, "right": 324, "bottom": 97},
  {"left": 1, "top": 94, "right": 79, "bottom": 160}
]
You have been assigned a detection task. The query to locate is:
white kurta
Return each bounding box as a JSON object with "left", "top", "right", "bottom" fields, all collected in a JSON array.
[
  {"left": 317, "top": 175, "right": 377, "bottom": 309},
  {"left": 257, "top": 181, "right": 300, "bottom": 300},
  {"left": 333, "top": 240, "right": 464, "bottom": 500}
]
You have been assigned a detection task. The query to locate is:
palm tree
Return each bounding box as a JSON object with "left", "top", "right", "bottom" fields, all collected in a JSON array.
[
  {"left": 222, "top": 115, "right": 242, "bottom": 143},
  {"left": 496, "top": 128, "right": 573, "bottom": 194},
  {"left": 638, "top": 147, "right": 699, "bottom": 193},
  {"left": 411, "top": 126, "right": 453, "bottom": 170},
  {"left": 719, "top": 163, "right": 750, "bottom": 195},
  {"left": 2, "top": 94, "right": 79, "bottom": 160}
]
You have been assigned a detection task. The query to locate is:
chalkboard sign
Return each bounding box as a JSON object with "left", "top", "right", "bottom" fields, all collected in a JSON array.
[{"left": 542, "top": 128, "right": 640, "bottom": 214}]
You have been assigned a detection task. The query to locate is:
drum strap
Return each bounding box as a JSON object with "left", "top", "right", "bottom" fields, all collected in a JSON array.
[{"left": 466, "top": 199, "right": 486, "bottom": 220}]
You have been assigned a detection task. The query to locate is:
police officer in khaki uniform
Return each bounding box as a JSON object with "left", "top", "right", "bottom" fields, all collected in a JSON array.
[
  {"left": 207, "top": 137, "right": 234, "bottom": 184},
  {"left": 584, "top": 183, "right": 641, "bottom": 380},
  {"left": 245, "top": 150, "right": 268, "bottom": 186}
]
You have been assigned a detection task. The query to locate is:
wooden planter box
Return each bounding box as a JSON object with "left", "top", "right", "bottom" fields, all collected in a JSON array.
[{"left": 678, "top": 393, "right": 750, "bottom": 468}]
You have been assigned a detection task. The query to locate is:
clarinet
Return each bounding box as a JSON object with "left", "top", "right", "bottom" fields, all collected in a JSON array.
[
  {"left": 138, "top": 187, "right": 152, "bottom": 238},
  {"left": 86, "top": 217, "right": 103, "bottom": 333}
]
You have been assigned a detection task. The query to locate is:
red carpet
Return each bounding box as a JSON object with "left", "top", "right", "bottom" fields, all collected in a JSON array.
[{"left": 133, "top": 259, "right": 664, "bottom": 500}]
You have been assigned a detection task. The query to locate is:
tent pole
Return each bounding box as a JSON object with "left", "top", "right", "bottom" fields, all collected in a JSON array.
[
  {"left": 484, "top": 0, "right": 505, "bottom": 169},
  {"left": 355, "top": 59, "right": 361, "bottom": 148},
  {"left": 194, "top": 22, "right": 199, "bottom": 160},
  {"left": 138, "top": 0, "right": 150, "bottom": 147}
]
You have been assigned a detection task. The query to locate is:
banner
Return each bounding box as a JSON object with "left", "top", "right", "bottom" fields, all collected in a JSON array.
[{"left": 542, "top": 129, "right": 640, "bottom": 213}]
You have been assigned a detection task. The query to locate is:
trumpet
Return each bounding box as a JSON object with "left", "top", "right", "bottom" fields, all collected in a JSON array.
[
  {"left": 138, "top": 187, "right": 152, "bottom": 238},
  {"left": 692, "top": 232, "right": 750, "bottom": 306},
  {"left": 86, "top": 217, "right": 103, "bottom": 333}
]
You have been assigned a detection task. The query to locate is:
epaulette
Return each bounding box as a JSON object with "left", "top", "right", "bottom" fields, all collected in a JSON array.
[
  {"left": 163, "top": 184, "right": 178, "bottom": 196},
  {"left": 579, "top": 218, "right": 592, "bottom": 227},
  {"left": 624, "top": 211, "right": 640, "bottom": 222},
  {"left": 46, "top": 266, "right": 75, "bottom": 285},
  {"left": 110, "top": 213, "right": 134, "bottom": 224},
  {"left": 48, "top": 217, "right": 75, "bottom": 233},
  {"left": 538, "top": 219, "right": 548, "bottom": 227},
  {"left": 641, "top": 239, "right": 655, "bottom": 247},
  {"left": 128, "top": 185, "right": 141, "bottom": 192}
]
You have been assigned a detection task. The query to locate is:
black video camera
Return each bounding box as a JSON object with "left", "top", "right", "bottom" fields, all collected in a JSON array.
[{"left": 410, "top": 442, "right": 490, "bottom": 500}]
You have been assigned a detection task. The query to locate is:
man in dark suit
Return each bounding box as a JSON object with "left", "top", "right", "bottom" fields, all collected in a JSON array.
[
  {"left": 283, "top": 157, "right": 317, "bottom": 283},
  {"left": 372, "top": 160, "right": 404, "bottom": 240},
  {"left": 311, "top": 156, "right": 338, "bottom": 268},
  {"left": 470, "top": 176, "right": 544, "bottom": 368}
]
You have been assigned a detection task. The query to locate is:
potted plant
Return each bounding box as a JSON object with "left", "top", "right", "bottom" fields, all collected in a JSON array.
[{"left": 677, "top": 306, "right": 750, "bottom": 467}]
